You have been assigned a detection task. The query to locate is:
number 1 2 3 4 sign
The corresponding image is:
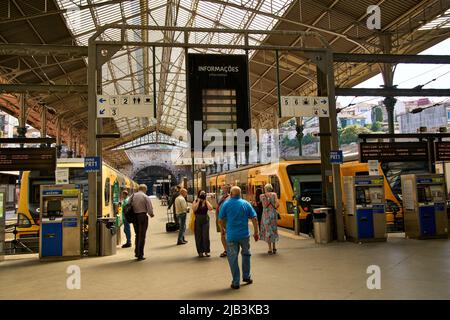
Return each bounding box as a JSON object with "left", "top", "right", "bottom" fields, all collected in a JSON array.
[{"left": 97, "top": 94, "right": 154, "bottom": 118}]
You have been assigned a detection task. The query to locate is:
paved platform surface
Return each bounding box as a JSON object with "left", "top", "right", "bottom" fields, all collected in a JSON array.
[{"left": 1, "top": 199, "right": 450, "bottom": 300}]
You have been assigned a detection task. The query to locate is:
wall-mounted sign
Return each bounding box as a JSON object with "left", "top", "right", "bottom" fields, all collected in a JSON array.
[
  {"left": 97, "top": 95, "right": 154, "bottom": 118},
  {"left": 55, "top": 168, "right": 69, "bottom": 184},
  {"left": 84, "top": 156, "right": 101, "bottom": 173},
  {"left": 368, "top": 160, "right": 380, "bottom": 176},
  {"left": 330, "top": 150, "right": 343, "bottom": 164},
  {"left": 281, "top": 96, "right": 329, "bottom": 118}
]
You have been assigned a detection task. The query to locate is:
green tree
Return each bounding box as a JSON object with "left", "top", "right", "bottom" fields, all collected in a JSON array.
[
  {"left": 372, "top": 107, "right": 383, "bottom": 123},
  {"left": 302, "top": 133, "right": 319, "bottom": 145},
  {"left": 371, "top": 121, "right": 383, "bottom": 132},
  {"left": 340, "top": 125, "right": 373, "bottom": 145}
]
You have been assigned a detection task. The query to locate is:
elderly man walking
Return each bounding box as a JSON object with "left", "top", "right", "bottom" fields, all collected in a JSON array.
[
  {"left": 131, "top": 184, "right": 154, "bottom": 261},
  {"left": 175, "top": 188, "right": 189, "bottom": 245},
  {"left": 219, "top": 186, "right": 259, "bottom": 289}
]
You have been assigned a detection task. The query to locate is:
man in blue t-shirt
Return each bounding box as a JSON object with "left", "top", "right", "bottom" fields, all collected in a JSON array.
[{"left": 219, "top": 186, "right": 259, "bottom": 289}]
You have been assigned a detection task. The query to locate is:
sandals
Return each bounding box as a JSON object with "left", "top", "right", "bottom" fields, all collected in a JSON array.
[
  {"left": 273, "top": 249, "right": 277, "bottom": 254},
  {"left": 268, "top": 250, "right": 273, "bottom": 255},
  {"left": 220, "top": 251, "right": 227, "bottom": 258}
]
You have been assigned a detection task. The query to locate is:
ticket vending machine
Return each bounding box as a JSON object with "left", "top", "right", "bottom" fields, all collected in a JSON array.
[
  {"left": 343, "top": 175, "right": 387, "bottom": 242},
  {"left": 400, "top": 174, "right": 448, "bottom": 239},
  {"left": 0, "top": 187, "right": 5, "bottom": 262},
  {"left": 40, "top": 184, "right": 82, "bottom": 259}
]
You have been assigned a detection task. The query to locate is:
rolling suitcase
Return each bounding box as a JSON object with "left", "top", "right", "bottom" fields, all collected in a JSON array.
[{"left": 166, "top": 208, "right": 179, "bottom": 232}]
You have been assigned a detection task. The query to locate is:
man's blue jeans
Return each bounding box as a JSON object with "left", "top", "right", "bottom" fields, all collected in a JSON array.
[
  {"left": 123, "top": 218, "right": 131, "bottom": 244},
  {"left": 226, "top": 237, "right": 251, "bottom": 286},
  {"left": 178, "top": 213, "right": 187, "bottom": 242}
]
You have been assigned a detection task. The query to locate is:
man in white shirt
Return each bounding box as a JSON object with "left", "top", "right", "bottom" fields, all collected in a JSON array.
[
  {"left": 175, "top": 188, "right": 188, "bottom": 245},
  {"left": 131, "top": 184, "right": 154, "bottom": 261}
]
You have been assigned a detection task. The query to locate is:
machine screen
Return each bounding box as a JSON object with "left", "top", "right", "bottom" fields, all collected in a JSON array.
[
  {"left": 417, "top": 186, "right": 432, "bottom": 203},
  {"left": 355, "top": 187, "right": 370, "bottom": 205},
  {"left": 46, "top": 200, "right": 62, "bottom": 217}
]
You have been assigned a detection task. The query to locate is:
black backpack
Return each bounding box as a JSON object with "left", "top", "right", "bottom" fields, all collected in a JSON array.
[{"left": 123, "top": 194, "right": 136, "bottom": 224}]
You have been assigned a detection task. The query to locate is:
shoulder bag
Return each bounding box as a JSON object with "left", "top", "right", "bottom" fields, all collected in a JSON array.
[{"left": 123, "top": 194, "right": 136, "bottom": 224}]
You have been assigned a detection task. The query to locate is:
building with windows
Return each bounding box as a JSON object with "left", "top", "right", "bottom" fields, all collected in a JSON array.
[{"left": 398, "top": 103, "right": 450, "bottom": 133}]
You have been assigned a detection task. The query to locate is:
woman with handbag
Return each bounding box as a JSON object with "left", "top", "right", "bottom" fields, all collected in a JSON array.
[
  {"left": 191, "top": 190, "right": 213, "bottom": 258},
  {"left": 260, "top": 183, "right": 280, "bottom": 255}
]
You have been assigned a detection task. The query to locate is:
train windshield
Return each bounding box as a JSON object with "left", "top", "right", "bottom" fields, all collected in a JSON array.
[
  {"left": 381, "top": 161, "right": 429, "bottom": 202},
  {"left": 286, "top": 164, "right": 322, "bottom": 205},
  {"left": 28, "top": 168, "right": 89, "bottom": 218},
  {"left": 28, "top": 171, "right": 54, "bottom": 220}
]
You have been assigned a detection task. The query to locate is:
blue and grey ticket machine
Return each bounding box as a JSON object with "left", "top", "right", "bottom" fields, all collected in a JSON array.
[
  {"left": 39, "top": 184, "right": 82, "bottom": 259},
  {"left": 343, "top": 175, "right": 387, "bottom": 242},
  {"left": 400, "top": 174, "right": 448, "bottom": 239}
]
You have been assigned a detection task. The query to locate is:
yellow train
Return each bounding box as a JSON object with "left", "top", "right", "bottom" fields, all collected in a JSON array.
[
  {"left": 16, "top": 158, "right": 138, "bottom": 240},
  {"left": 201, "top": 158, "right": 404, "bottom": 231}
]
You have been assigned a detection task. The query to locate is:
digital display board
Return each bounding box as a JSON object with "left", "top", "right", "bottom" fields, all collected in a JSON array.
[
  {"left": 435, "top": 142, "right": 450, "bottom": 161},
  {"left": 359, "top": 142, "right": 428, "bottom": 162},
  {"left": 187, "top": 54, "right": 250, "bottom": 151},
  {"left": 0, "top": 148, "right": 56, "bottom": 171}
]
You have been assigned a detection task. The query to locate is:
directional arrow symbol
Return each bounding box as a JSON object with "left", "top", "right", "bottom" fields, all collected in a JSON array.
[
  {"left": 99, "top": 98, "right": 106, "bottom": 104},
  {"left": 99, "top": 109, "right": 106, "bottom": 115}
]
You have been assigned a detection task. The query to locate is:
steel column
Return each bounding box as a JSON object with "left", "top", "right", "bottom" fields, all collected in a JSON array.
[
  {"left": 56, "top": 117, "right": 62, "bottom": 158},
  {"left": 152, "top": 46, "right": 157, "bottom": 119},
  {"left": 296, "top": 117, "right": 304, "bottom": 156},
  {"left": 318, "top": 51, "right": 344, "bottom": 241},
  {"left": 326, "top": 49, "right": 344, "bottom": 242},
  {"left": 87, "top": 40, "right": 98, "bottom": 256},
  {"left": 275, "top": 50, "right": 282, "bottom": 117},
  {"left": 17, "top": 93, "right": 27, "bottom": 138},
  {"left": 201, "top": 170, "right": 207, "bottom": 192},
  {"left": 40, "top": 106, "right": 47, "bottom": 138},
  {"left": 317, "top": 67, "right": 332, "bottom": 207}
]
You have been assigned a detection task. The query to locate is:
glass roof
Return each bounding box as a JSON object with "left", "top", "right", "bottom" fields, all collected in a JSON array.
[{"left": 55, "top": 0, "right": 292, "bottom": 142}]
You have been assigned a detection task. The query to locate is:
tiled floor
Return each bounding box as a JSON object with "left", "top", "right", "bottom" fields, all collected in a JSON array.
[{"left": 1, "top": 200, "right": 450, "bottom": 299}]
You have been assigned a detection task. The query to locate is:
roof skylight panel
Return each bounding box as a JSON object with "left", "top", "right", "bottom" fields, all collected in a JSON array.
[{"left": 419, "top": 8, "right": 450, "bottom": 30}]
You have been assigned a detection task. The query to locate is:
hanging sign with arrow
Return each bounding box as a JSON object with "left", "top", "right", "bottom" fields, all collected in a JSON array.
[
  {"left": 280, "top": 96, "right": 329, "bottom": 118},
  {"left": 96, "top": 94, "right": 155, "bottom": 119}
]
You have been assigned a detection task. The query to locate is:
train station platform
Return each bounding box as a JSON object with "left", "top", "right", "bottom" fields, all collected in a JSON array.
[{"left": 1, "top": 199, "right": 450, "bottom": 300}]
